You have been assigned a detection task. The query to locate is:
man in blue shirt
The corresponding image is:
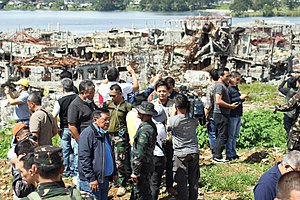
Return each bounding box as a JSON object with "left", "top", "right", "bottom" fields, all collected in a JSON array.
[
  {"left": 78, "top": 109, "right": 116, "bottom": 200},
  {"left": 254, "top": 150, "right": 300, "bottom": 200},
  {"left": 4, "top": 79, "right": 30, "bottom": 124}
]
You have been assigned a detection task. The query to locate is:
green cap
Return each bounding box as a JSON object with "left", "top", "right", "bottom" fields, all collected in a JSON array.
[
  {"left": 34, "top": 145, "right": 63, "bottom": 165},
  {"left": 136, "top": 101, "right": 158, "bottom": 116}
]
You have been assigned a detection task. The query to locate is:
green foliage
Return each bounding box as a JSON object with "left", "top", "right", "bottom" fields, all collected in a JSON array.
[
  {"left": 262, "top": 4, "right": 275, "bottom": 16},
  {"left": 284, "top": 0, "right": 300, "bottom": 10},
  {"left": 200, "top": 163, "right": 269, "bottom": 193},
  {"left": 94, "top": 0, "right": 116, "bottom": 11},
  {"left": 238, "top": 109, "right": 286, "bottom": 148},
  {"left": 197, "top": 125, "right": 209, "bottom": 148},
  {"left": 230, "top": 0, "right": 250, "bottom": 16},
  {"left": 196, "top": 109, "right": 286, "bottom": 149},
  {"left": 239, "top": 82, "right": 282, "bottom": 105},
  {"left": 52, "top": 134, "right": 61, "bottom": 147},
  {"left": 0, "top": 126, "right": 13, "bottom": 159}
]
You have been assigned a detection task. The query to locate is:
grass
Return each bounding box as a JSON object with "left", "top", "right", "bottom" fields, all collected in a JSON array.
[
  {"left": 200, "top": 154, "right": 274, "bottom": 199},
  {"left": 239, "top": 82, "right": 284, "bottom": 106},
  {"left": 215, "top": 3, "right": 230, "bottom": 10}
]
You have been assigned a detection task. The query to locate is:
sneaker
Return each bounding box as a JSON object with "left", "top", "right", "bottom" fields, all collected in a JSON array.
[
  {"left": 117, "top": 186, "right": 126, "bottom": 197},
  {"left": 212, "top": 157, "right": 229, "bottom": 163},
  {"left": 226, "top": 155, "right": 240, "bottom": 161},
  {"left": 166, "top": 187, "right": 178, "bottom": 196}
]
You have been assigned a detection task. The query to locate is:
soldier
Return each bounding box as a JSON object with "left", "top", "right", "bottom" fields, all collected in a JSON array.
[
  {"left": 131, "top": 101, "right": 158, "bottom": 200},
  {"left": 21, "top": 145, "right": 82, "bottom": 200},
  {"left": 103, "top": 84, "right": 131, "bottom": 196},
  {"left": 274, "top": 86, "right": 300, "bottom": 150}
]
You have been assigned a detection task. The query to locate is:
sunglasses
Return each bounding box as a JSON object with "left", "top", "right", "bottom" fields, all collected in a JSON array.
[{"left": 109, "top": 94, "right": 116, "bottom": 98}]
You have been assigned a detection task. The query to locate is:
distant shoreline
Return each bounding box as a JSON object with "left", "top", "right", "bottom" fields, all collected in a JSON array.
[{"left": 197, "top": 9, "right": 231, "bottom": 14}]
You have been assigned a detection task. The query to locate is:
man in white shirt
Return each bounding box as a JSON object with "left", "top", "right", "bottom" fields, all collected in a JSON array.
[
  {"left": 99, "top": 66, "right": 139, "bottom": 102},
  {"left": 151, "top": 104, "right": 167, "bottom": 200}
]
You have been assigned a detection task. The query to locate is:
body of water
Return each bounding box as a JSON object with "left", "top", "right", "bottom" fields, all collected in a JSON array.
[{"left": 0, "top": 10, "right": 299, "bottom": 35}]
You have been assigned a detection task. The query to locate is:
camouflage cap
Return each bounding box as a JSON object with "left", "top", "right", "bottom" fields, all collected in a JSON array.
[
  {"left": 136, "top": 101, "right": 158, "bottom": 116},
  {"left": 34, "top": 145, "right": 63, "bottom": 165}
]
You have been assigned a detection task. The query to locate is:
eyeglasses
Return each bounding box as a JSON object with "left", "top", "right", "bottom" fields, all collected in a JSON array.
[
  {"left": 289, "top": 164, "right": 297, "bottom": 171},
  {"left": 99, "top": 117, "right": 110, "bottom": 122}
]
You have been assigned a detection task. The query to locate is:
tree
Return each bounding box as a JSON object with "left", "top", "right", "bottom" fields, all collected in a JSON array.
[
  {"left": 251, "top": 0, "right": 274, "bottom": 11},
  {"left": 230, "top": 0, "right": 250, "bottom": 16},
  {"left": 284, "top": 0, "right": 300, "bottom": 10},
  {"left": 158, "top": 0, "right": 172, "bottom": 11},
  {"left": 95, "top": 0, "right": 115, "bottom": 10},
  {"left": 171, "top": 0, "right": 189, "bottom": 11},
  {"left": 262, "top": 4, "right": 274, "bottom": 16}
]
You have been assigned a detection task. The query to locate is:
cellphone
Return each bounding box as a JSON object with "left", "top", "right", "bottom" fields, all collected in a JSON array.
[{"left": 118, "top": 67, "right": 127, "bottom": 72}]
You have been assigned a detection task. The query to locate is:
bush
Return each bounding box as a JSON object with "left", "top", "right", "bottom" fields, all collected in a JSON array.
[
  {"left": 0, "top": 127, "right": 13, "bottom": 159},
  {"left": 238, "top": 109, "right": 286, "bottom": 148},
  {"left": 196, "top": 109, "right": 286, "bottom": 149}
]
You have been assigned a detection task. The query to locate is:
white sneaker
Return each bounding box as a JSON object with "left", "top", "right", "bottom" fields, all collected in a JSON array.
[{"left": 212, "top": 157, "right": 229, "bottom": 163}]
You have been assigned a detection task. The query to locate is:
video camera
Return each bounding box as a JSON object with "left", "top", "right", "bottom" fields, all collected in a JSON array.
[
  {"left": 178, "top": 85, "right": 206, "bottom": 126},
  {"left": 1, "top": 81, "right": 16, "bottom": 91},
  {"left": 0, "top": 81, "right": 17, "bottom": 98}
]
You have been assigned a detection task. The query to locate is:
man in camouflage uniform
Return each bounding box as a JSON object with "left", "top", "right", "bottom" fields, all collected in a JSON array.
[
  {"left": 103, "top": 84, "right": 131, "bottom": 196},
  {"left": 130, "top": 101, "right": 158, "bottom": 200},
  {"left": 21, "top": 145, "right": 82, "bottom": 200},
  {"left": 274, "top": 85, "right": 300, "bottom": 151}
]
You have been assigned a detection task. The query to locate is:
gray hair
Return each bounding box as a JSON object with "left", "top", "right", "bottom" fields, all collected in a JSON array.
[
  {"left": 282, "top": 150, "right": 300, "bottom": 169},
  {"left": 61, "top": 78, "right": 74, "bottom": 92},
  {"left": 27, "top": 93, "right": 42, "bottom": 105},
  {"left": 79, "top": 80, "right": 95, "bottom": 94}
]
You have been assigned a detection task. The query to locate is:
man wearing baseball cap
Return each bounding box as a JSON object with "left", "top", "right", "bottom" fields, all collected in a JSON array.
[
  {"left": 8, "top": 122, "right": 35, "bottom": 198},
  {"left": 8, "top": 122, "right": 32, "bottom": 166},
  {"left": 22, "top": 145, "right": 82, "bottom": 200},
  {"left": 130, "top": 101, "right": 158, "bottom": 199},
  {"left": 4, "top": 78, "right": 30, "bottom": 124}
]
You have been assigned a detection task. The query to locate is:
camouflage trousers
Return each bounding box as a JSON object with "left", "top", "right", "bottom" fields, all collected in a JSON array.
[
  {"left": 111, "top": 132, "right": 131, "bottom": 187},
  {"left": 130, "top": 173, "right": 152, "bottom": 200},
  {"left": 288, "top": 131, "right": 300, "bottom": 151}
]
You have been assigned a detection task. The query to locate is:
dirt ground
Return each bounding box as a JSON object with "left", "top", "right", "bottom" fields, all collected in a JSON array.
[{"left": 0, "top": 146, "right": 283, "bottom": 200}]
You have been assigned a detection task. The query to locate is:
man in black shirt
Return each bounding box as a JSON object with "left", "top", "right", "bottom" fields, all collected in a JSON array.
[
  {"left": 53, "top": 78, "right": 77, "bottom": 177},
  {"left": 68, "top": 80, "right": 98, "bottom": 183},
  {"left": 212, "top": 68, "right": 238, "bottom": 163}
]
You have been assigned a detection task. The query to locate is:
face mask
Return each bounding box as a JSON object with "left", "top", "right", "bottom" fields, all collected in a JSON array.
[
  {"left": 98, "top": 128, "right": 108, "bottom": 137},
  {"left": 85, "top": 99, "right": 92, "bottom": 104},
  {"left": 100, "top": 128, "right": 108, "bottom": 134},
  {"left": 16, "top": 86, "right": 20, "bottom": 92}
]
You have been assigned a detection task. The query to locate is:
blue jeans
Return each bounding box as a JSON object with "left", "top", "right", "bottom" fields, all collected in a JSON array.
[
  {"left": 71, "top": 138, "right": 78, "bottom": 175},
  {"left": 16, "top": 118, "right": 30, "bottom": 125},
  {"left": 71, "top": 138, "right": 80, "bottom": 188},
  {"left": 226, "top": 116, "right": 241, "bottom": 158},
  {"left": 60, "top": 128, "right": 73, "bottom": 176},
  {"left": 206, "top": 119, "right": 217, "bottom": 151},
  {"left": 79, "top": 178, "right": 109, "bottom": 200}
]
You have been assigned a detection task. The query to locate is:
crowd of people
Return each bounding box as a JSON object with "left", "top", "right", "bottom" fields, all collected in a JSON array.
[
  {"left": 4, "top": 66, "right": 300, "bottom": 200},
  {"left": 5, "top": 66, "right": 200, "bottom": 200}
]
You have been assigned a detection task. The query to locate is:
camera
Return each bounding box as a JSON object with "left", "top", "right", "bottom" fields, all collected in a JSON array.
[
  {"left": 27, "top": 133, "right": 38, "bottom": 142},
  {"left": 118, "top": 66, "right": 127, "bottom": 72},
  {"left": 179, "top": 85, "right": 206, "bottom": 126}
]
